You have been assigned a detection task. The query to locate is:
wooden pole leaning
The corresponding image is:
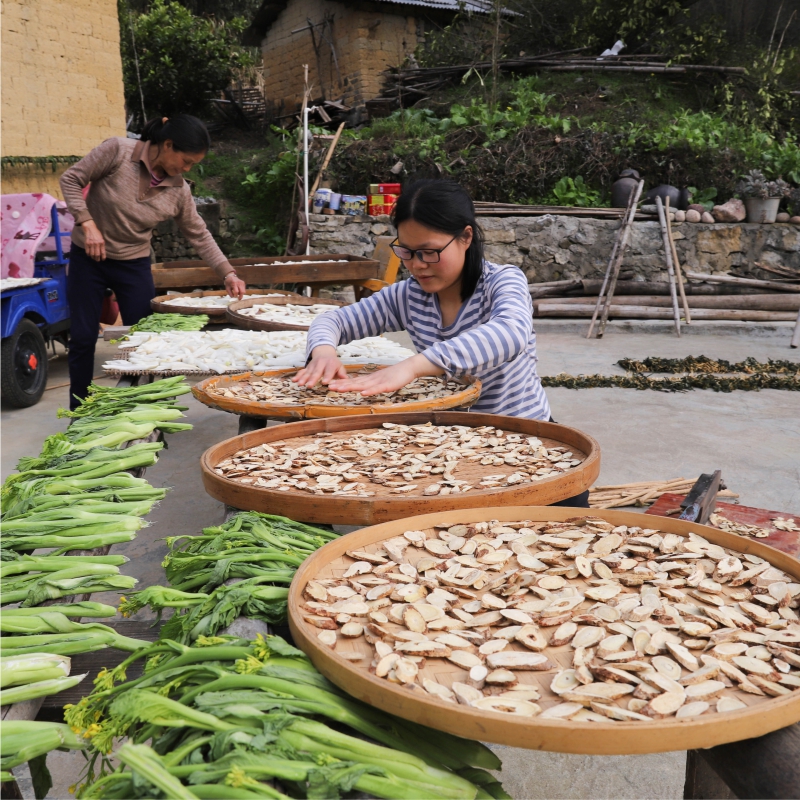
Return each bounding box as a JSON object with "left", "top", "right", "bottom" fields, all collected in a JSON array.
[
  {"left": 585, "top": 193, "right": 630, "bottom": 338},
  {"left": 656, "top": 196, "right": 681, "bottom": 336},
  {"left": 593, "top": 180, "right": 645, "bottom": 339},
  {"left": 308, "top": 121, "right": 346, "bottom": 205},
  {"left": 665, "top": 197, "right": 691, "bottom": 323},
  {"left": 586, "top": 181, "right": 643, "bottom": 338}
]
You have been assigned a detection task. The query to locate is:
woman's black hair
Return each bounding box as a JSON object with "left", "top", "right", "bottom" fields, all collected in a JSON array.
[
  {"left": 392, "top": 179, "right": 485, "bottom": 301},
  {"left": 140, "top": 114, "right": 211, "bottom": 154}
]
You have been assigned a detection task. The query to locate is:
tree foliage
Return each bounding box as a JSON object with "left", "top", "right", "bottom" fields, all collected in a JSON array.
[{"left": 119, "top": 0, "right": 253, "bottom": 120}]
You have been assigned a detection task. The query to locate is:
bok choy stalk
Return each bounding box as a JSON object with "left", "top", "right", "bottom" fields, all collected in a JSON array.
[
  {"left": 57, "top": 376, "right": 190, "bottom": 419},
  {"left": 1, "top": 442, "right": 163, "bottom": 507},
  {"left": 2, "top": 563, "right": 125, "bottom": 604},
  {"left": 65, "top": 405, "right": 193, "bottom": 437},
  {"left": 0, "top": 672, "right": 87, "bottom": 705},
  {"left": 0, "top": 631, "right": 143, "bottom": 658},
  {"left": 90, "top": 693, "right": 482, "bottom": 800},
  {"left": 18, "top": 422, "right": 170, "bottom": 471},
  {"left": 1, "top": 601, "right": 117, "bottom": 618},
  {"left": 0, "top": 510, "right": 146, "bottom": 554},
  {"left": 0, "top": 721, "right": 86, "bottom": 772},
  {"left": 121, "top": 579, "right": 289, "bottom": 643},
  {"left": 0, "top": 474, "right": 164, "bottom": 518},
  {"left": 120, "top": 513, "right": 338, "bottom": 643},
  {"left": 114, "top": 743, "right": 200, "bottom": 800},
  {"left": 65, "top": 635, "right": 501, "bottom": 786},
  {"left": 0, "top": 653, "right": 71, "bottom": 687},
  {"left": 2, "top": 491, "right": 162, "bottom": 517},
  {"left": 1, "top": 573, "right": 137, "bottom": 607},
  {"left": 0, "top": 554, "right": 128, "bottom": 577},
  {"left": 126, "top": 312, "right": 210, "bottom": 335},
  {"left": 3, "top": 532, "right": 137, "bottom": 555},
  {"left": 0, "top": 611, "right": 131, "bottom": 637},
  {"left": 1, "top": 508, "right": 147, "bottom": 536}
]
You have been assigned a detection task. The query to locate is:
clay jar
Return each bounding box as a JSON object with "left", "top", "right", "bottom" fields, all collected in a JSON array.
[
  {"left": 644, "top": 184, "right": 690, "bottom": 211},
  {"left": 611, "top": 169, "right": 640, "bottom": 208}
]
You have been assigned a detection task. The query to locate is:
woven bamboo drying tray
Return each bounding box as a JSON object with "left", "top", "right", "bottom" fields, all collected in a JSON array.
[
  {"left": 226, "top": 295, "right": 346, "bottom": 331},
  {"left": 289, "top": 506, "right": 800, "bottom": 755},
  {"left": 191, "top": 366, "right": 481, "bottom": 420},
  {"left": 151, "top": 289, "right": 300, "bottom": 317},
  {"left": 200, "top": 412, "right": 600, "bottom": 524}
]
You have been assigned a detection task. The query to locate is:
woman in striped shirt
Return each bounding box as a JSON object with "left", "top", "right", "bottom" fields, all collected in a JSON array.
[{"left": 294, "top": 179, "right": 588, "bottom": 507}]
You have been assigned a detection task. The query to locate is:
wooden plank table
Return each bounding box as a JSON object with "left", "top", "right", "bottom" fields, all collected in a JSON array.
[
  {"left": 647, "top": 493, "right": 800, "bottom": 799},
  {"left": 647, "top": 493, "right": 800, "bottom": 559},
  {"left": 151, "top": 256, "right": 381, "bottom": 291},
  {"left": 37, "top": 620, "right": 162, "bottom": 715},
  {"left": 1, "top": 381, "right": 163, "bottom": 797}
]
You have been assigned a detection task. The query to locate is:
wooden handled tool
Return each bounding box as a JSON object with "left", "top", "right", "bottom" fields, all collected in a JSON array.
[
  {"left": 655, "top": 196, "right": 681, "bottom": 336},
  {"left": 665, "top": 197, "right": 691, "bottom": 323},
  {"left": 679, "top": 470, "right": 724, "bottom": 524}
]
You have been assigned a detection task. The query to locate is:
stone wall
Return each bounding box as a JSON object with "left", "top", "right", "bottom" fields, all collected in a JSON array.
[
  {"left": 151, "top": 202, "right": 240, "bottom": 262},
  {"left": 1, "top": 0, "right": 126, "bottom": 196},
  {"left": 304, "top": 213, "right": 800, "bottom": 281},
  {"left": 259, "top": 0, "right": 422, "bottom": 113}
]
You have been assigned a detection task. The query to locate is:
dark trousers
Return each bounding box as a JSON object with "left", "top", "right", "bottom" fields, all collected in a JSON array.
[
  {"left": 548, "top": 415, "right": 591, "bottom": 508},
  {"left": 67, "top": 246, "right": 154, "bottom": 408}
]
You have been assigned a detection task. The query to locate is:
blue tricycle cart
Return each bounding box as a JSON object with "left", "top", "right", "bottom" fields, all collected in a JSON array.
[{"left": 1, "top": 204, "right": 71, "bottom": 407}]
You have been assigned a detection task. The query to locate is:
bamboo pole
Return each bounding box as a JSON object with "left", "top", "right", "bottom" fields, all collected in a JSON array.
[
  {"left": 596, "top": 181, "right": 645, "bottom": 338},
  {"left": 308, "top": 121, "right": 346, "bottom": 206},
  {"left": 656, "top": 197, "right": 681, "bottom": 336},
  {"left": 537, "top": 305, "right": 798, "bottom": 321},
  {"left": 686, "top": 272, "right": 800, "bottom": 293},
  {"left": 665, "top": 197, "right": 691, "bottom": 323},
  {"left": 587, "top": 180, "right": 643, "bottom": 339},
  {"left": 534, "top": 294, "right": 800, "bottom": 310}
]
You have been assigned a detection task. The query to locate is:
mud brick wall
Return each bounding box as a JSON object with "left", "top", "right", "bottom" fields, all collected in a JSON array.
[
  {"left": 1, "top": 0, "right": 126, "bottom": 196},
  {"left": 258, "top": 0, "right": 422, "bottom": 113}
]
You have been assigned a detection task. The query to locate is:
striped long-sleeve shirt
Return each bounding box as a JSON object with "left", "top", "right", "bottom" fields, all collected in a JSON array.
[{"left": 306, "top": 261, "right": 551, "bottom": 420}]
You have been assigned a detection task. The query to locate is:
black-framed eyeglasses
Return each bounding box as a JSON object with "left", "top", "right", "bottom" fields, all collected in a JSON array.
[{"left": 390, "top": 234, "right": 459, "bottom": 264}]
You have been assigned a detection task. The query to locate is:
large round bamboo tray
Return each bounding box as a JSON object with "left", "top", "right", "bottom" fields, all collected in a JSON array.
[
  {"left": 151, "top": 289, "right": 300, "bottom": 317},
  {"left": 191, "top": 366, "right": 481, "bottom": 420},
  {"left": 226, "top": 296, "right": 345, "bottom": 332},
  {"left": 200, "top": 412, "right": 600, "bottom": 524},
  {"left": 288, "top": 506, "right": 800, "bottom": 755}
]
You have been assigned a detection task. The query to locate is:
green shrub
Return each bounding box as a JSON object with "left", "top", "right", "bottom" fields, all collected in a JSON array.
[
  {"left": 547, "top": 176, "right": 602, "bottom": 207},
  {"left": 119, "top": 0, "right": 253, "bottom": 118}
]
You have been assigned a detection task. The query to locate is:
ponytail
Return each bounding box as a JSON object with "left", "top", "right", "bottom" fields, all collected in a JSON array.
[
  {"left": 392, "top": 179, "right": 485, "bottom": 301},
  {"left": 140, "top": 114, "right": 210, "bottom": 154}
]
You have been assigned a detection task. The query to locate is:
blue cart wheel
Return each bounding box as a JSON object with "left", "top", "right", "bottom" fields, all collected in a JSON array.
[{"left": 1, "top": 318, "right": 48, "bottom": 407}]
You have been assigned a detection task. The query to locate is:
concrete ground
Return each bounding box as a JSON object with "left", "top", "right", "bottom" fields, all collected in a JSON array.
[{"left": 2, "top": 323, "right": 799, "bottom": 799}]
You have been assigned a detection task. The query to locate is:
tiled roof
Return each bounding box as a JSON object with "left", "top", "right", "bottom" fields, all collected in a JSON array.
[{"left": 244, "top": 0, "right": 498, "bottom": 44}]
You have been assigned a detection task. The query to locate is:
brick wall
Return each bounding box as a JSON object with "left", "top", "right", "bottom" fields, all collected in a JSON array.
[
  {"left": 261, "top": 0, "right": 422, "bottom": 113},
  {"left": 1, "top": 0, "right": 126, "bottom": 196}
]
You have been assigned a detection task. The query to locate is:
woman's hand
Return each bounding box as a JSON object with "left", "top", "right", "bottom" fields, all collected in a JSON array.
[
  {"left": 292, "top": 345, "right": 347, "bottom": 387},
  {"left": 82, "top": 220, "right": 106, "bottom": 261},
  {"left": 327, "top": 354, "right": 444, "bottom": 397},
  {"left": 224, "top": 272, "right": 246, "bottom": 300}
]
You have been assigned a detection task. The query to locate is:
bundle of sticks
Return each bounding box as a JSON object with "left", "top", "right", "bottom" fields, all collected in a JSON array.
[
  {"left": 589, "top": 478, "right": 740, "bottom": 509},
  {"left": 474, "top": 201, "right": 655, "bottom": 220},
  {"left": 369, "top": 51, "right": 745, "bottom": 111},
  {"left": 532, "top": 272, "right": 800, "bottom": 323}
]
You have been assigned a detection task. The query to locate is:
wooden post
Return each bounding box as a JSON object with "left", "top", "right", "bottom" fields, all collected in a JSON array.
[
  {"left": 693, "top": 722, "right": 800, "bottom": 800},
  {"left": 683, "top": 751, "right": 736, "bottom": 799},
  {"left": 792, "top": 308, "right": 800, "bottom": 348},
  {"left": 665, "top": 197, "right": 691, "bottom": 323},
  {"left": 656, "top": 196, "right": 681, "bottom": 336},
  {"left": 587, "top": 180, "right": 643, "bottom": 338},
  {"left": 308, "top": 121, "right": 346, "bottom": 205}
]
